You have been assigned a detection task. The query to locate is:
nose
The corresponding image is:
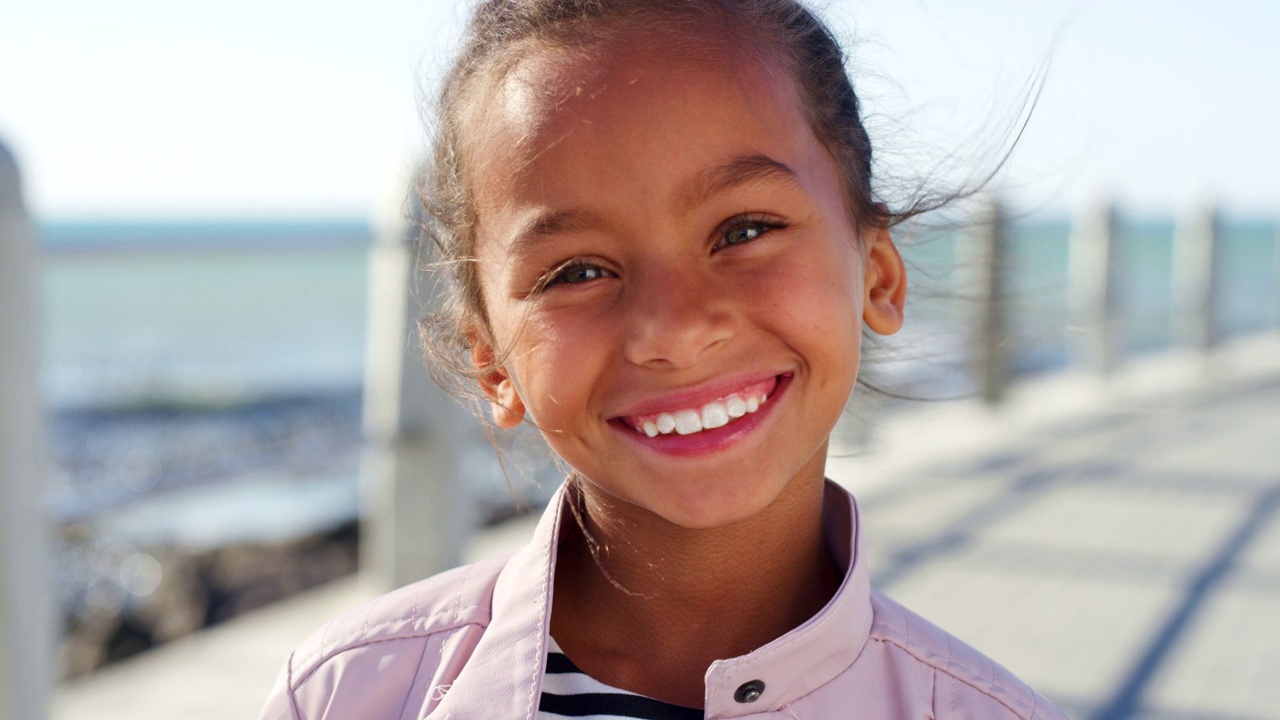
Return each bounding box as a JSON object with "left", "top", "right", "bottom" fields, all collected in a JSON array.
[{"left": 622, "top": 264, "right": 737, "bottom": 369}]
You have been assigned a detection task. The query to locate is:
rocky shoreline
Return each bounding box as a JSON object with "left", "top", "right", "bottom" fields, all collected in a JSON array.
[
  {"left": 50, "top": 391, "right": 366, "bottom": 677},
  {"left": 59, "top": 521, "right": 359, "bottom": 677},
  {"left": 48, "top": 388, "right": 559, "bottom": 677}
]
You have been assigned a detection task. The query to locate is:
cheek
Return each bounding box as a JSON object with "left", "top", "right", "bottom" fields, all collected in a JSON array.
[
  {"left": 759, "top": 237, "right": 863, "bottom": 333},
  {"left": 753, "top": 239, "right": 865, "bottom": 399},
  {"left": 501, "top": 312, "right": 604, "bottom": 423}
]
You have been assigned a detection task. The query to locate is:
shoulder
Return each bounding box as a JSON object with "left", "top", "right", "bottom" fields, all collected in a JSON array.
[
  {"left": 866, "top": 589, "right": 1068, "bottom": 720},
  {"left": 260, "top": 555, "right": 509, "bottom": 720},
  {"left": 287, "top": 556, "right": 506, "bottom": 680}
]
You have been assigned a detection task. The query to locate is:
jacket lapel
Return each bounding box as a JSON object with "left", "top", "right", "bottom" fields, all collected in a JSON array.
[{"left": 426, "top": 484, "right": 566, "bottom": 719}]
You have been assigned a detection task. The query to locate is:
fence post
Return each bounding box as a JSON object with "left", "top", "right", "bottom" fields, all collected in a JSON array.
[
  {"left": 1274, "top": 219, "right": 1280, "bottom": 331},
  {"left": 359, "top": 163, "right": 477, "bottom": 592},
  {"left": 1069, "top": 199, "right": 1122, "bottom": 376},
  {"left": 1172, "top": 200, "right": 1222, "bottom": 353},
  {"left": 970, "top": 196, "right": 1011, "bottom": 405},
  {"left": 0, "top": 141, "right": 51, "bottom": 719}
]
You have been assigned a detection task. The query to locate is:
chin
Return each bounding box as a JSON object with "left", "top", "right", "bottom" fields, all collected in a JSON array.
[{"left": 644, "top": 477, "right": 790, "bottom": 531}]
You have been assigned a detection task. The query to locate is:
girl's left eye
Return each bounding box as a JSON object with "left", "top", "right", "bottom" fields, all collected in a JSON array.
[{"left": 715, "top": 215, "right": 786, "bottom": 250}]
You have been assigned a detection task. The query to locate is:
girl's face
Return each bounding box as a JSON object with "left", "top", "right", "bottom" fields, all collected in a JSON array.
[{"left": 469, "top": 27, "right": 905, "bottom": 529}]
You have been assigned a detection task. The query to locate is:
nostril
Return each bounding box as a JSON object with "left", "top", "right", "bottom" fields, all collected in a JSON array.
[{"left": 623, "top": 313, "right": 737, "bottom": 369}]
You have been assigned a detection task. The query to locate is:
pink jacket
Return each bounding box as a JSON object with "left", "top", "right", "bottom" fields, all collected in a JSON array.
[{"left": 260, "top": 481, "right": 1067, "bottom": 719}]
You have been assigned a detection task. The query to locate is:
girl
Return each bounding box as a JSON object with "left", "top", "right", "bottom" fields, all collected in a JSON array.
[{"left": 262, "top": 1, "right": 1067, "bottom": 718}]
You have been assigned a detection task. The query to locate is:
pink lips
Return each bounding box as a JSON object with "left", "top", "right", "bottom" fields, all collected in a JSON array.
[
  {"left": 610, "top": 374, "right": 791, "bottom": 457},
  {"left": 619, "top": 376, "right": 779, "bottom": 432},
  {"left": 615, "top": 375, "right": 782, "bottom": 420}
]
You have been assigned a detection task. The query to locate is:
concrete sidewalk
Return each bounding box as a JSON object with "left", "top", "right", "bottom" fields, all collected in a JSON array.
[
  {"left": 846, "top": 350, "right": 1280, "bottom": 719},
  {"left": 54, "top": 334, "right": 1280, "bottom": 720}
]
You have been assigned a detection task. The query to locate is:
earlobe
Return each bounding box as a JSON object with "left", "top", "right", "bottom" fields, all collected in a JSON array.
[
  {"left": 470, "top": 335, "right": 526, "bottom": 429},
  {"left": 861, "top": 221, "right": 907, "bottom": 336}
]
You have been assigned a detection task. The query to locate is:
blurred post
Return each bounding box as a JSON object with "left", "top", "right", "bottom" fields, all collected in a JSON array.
[
  {"left": 0, "top": 141, "right": 51, "bottom": 719},
  {"left": 359, "top": 163, "right": 476, "bottom": 592},
  {"left": 969, "top": 196, "right": 1010, "bottom": 405},
  {"left": 1274, "top": 219, "right": 1280, "bottom": 331},
  {"left": 1069, "top": 199, "right": 1121, "bottom": 376},
  {"left": 1172, "top": 200, "right": 1222, "bottom": 353}
]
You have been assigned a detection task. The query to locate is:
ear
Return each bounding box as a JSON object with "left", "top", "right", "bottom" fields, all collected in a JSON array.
[
  {"left": 469, "top": 332, "right": 526, "bottom": 429},
  {"left": 860, "top": 217, "right": 907, "bottom": 336}
]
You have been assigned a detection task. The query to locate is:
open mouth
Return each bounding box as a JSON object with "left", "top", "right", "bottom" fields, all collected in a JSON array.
[{"left": 619, "top": 375, "right": 787, "bottom": 438}]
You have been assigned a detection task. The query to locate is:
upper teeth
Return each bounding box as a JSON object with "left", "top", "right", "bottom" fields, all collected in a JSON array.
[{"left": 637, "top": 392, "right": 769, "bottom": 437}]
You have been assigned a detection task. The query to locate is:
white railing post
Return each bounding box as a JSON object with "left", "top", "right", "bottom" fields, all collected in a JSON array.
[
  {"left": 1069, "top": 199, "right": 1122, "bottom": 376},
  {"left": 969, "top": 196, "right": 1011, "bottom": 405},
  {"left": 1274, "top": 218, "right": 1280, "bottom": 332},
  {"left": 359, "top": 164, "right": 477, "bottom": 592},
  {"left": 0, "top": 140, "right": 52, "bottom": 719},
  {"left": 1172, "top": 200, "right": 1223, "bottom": 353}
]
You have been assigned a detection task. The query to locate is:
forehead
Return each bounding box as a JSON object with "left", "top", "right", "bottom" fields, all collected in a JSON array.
[
  {"left": 483, "top": 26, "right": 790, "bottom": 134},
  {"left": 466, "top": 23, "right": 823, "bottom": 243}
]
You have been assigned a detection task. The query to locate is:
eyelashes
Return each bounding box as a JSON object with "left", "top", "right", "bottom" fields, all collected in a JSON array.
[
  {"left": 714, "top": 213, "right": 787, "bottom": 250},
  {"left": 536, "top": 259, "right": 614, "bottom": 292},
  {"left": 531, "top": 213, "right": 788, "bottom": 294}
]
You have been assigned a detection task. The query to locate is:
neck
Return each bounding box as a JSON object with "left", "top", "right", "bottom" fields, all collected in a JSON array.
[{"left": 549, "top": 461, "right": 842, "bottom": 707}]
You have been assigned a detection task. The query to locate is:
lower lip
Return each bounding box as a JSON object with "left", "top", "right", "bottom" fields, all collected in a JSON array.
[{"left": 609, "top": 375, "right": 792, "bottom": 458}]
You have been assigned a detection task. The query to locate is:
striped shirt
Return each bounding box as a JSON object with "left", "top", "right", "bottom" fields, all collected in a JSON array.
[{"left": 538, "top": 637, "right": 704, "bottom": 720}]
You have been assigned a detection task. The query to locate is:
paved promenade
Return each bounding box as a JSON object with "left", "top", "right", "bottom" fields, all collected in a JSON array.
[{"left": 54, "top": 334, "right": 1280, "bottom": 720}]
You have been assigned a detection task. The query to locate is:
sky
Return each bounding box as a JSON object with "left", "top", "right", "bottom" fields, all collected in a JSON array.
[{"left": 1, "top": 0, "right": 1277, "bottom": 221}]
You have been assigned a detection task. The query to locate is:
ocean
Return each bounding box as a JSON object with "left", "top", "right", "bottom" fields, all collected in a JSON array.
[{"left": 41, "top": 220, "right": 372, "bottom": 410}]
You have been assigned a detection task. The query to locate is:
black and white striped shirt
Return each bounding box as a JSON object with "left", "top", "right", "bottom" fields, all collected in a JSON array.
[{"left": 538, "top": 638, "right": 704, "bottom": 720}]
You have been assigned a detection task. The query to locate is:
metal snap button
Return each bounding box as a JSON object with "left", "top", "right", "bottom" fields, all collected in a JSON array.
[{"left": 734, "top": 679, "right": 766, "bottom": 704}]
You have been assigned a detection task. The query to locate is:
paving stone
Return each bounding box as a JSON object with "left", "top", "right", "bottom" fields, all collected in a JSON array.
[
  {"left": 876, "top": 550, "right": 1186, "bottom": 704},
  {"left": 979, "top": 483, "right": 1250, "bottom": 563},
  {"left": 1146, "top": 587, "right": 1280, "bottom": 719}
]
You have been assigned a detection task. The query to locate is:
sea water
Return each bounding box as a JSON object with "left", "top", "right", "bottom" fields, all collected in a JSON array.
[{"left": 41, "top": 220, "right": 371, "bottom": 409}]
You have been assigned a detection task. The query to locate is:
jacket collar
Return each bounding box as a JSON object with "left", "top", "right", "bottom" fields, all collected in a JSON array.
[{"left": 433, "top": 479, "right": 871, "bottom": 719}]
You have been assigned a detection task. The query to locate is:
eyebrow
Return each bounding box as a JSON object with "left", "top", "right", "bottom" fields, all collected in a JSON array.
[
  {"left": 676, "top": 154, "right": 801, "bottom": 216},
  {"left": 506, "top": 154, "right": 800, "bottom": 255},
  {"left": 507, "top": 207, "right": 609, "bottom": 260}
]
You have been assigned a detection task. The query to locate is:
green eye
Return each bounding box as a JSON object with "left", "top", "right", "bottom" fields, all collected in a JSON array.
[
  {"left": 716, "top": 215, "right": 785, "bottom": 250},
  {"left": 725, "top": 224, "right": 764, "bottom": 245}
]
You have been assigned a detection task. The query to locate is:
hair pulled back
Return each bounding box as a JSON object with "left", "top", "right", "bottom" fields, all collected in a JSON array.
[{"left": 418, "top": 0, "right": 942, "bottom": 403}]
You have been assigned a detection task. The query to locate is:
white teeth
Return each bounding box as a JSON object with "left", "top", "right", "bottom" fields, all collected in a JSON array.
[
  {"left": 726, "top": 395, "right": 747, "bottom": 418},
  {"left": 674, "top": 409, "right": 702, "bottom": 435},
  {"left": 701, "top": 402, "right": 729, "bottom": 429},
  {"left": 634, "top": 388, "right": 773, "bottom": 436}
]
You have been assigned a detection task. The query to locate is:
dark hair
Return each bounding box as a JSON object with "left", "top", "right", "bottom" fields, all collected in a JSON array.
[{"left": 417, "top": 0, "right": 1012, "bottom": 407}]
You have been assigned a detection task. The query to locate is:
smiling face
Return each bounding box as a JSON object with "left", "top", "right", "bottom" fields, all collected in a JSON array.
[{"left": 467, "top": 26, "right": 905, "bottom": 529}]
